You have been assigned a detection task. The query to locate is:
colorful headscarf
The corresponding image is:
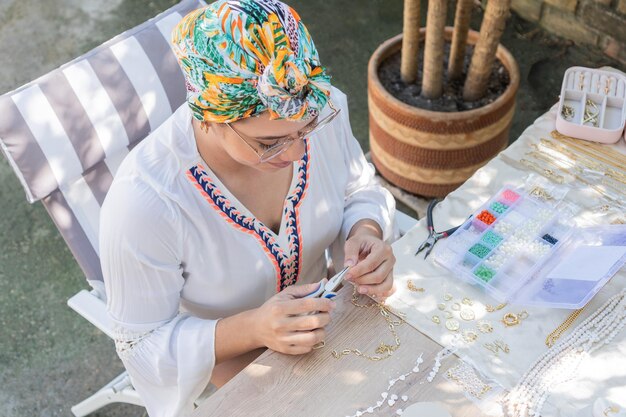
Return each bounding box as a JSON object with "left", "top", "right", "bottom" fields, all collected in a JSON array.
[{"left": 171, "top": 0, "right": 332, "bottom": 124}]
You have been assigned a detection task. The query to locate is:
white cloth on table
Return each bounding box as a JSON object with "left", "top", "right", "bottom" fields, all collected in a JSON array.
[
  {"left": 99, "top": 86, "right": 395, "bottom": 417},
  {"left": 386, "top": 101, "right": 626, "bottom": 417}
]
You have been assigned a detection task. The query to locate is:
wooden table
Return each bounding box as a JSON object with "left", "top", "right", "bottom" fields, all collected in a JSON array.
[{"left": 193, "top": 286, "right": 484, "bottom": 417}]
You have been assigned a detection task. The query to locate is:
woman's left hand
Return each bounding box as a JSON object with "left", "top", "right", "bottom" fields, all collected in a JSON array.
[{"left": 343, "top": 220, "right": 396, "bottom": 299}]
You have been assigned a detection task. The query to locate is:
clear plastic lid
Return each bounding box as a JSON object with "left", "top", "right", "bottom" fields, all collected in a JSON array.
[{"left": 513, "top": 224, "right": 626, "bottom": 309}]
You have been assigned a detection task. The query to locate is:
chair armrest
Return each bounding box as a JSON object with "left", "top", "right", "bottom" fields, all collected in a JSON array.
[{"left": 67, "top": 289, "right": 116, "bottom": 340}]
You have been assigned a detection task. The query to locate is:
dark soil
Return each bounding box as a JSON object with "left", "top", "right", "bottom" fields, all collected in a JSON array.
[{"left": 378, "top": 43, "right": 511, "bottom": 112}]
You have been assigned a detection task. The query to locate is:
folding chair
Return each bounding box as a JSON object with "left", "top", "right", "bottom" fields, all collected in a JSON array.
[
  {"left": 0, "top": 1, "right": 207, "bottom": 414},
  {"left": 0, "top": 0, "right": 418, "bottom": 414}
]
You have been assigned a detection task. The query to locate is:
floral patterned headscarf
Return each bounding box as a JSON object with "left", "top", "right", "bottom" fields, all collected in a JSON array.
[{"left": 171, "top": 0, "right": 332, "bottom": 124}]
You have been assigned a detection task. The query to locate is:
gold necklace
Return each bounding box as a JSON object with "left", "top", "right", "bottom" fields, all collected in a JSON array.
[
  {"left": 331, "top": 288, "right": 405, "bottom": 361},
  {"left": 545, "top": 308, "right": 584, "bottom": 347}
]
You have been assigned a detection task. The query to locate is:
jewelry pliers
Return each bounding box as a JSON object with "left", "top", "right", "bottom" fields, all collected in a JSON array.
[
  {"left": 304, "top": 266, "right": 350, "bottom": 299},
  {"left": 415, "top": 199, "right": 463, "bottom": 259}
]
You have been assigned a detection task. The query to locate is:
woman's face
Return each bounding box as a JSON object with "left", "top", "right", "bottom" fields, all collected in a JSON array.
[{"left": 213, "top": 112, "right": 316, "bottom": 172}]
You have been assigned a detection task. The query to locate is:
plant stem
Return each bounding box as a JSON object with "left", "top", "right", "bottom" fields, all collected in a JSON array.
[
  {"left": 401, "top": 0, "right": 421, "bottom": 84},
  {"left": 422, "top": 0, "right": 447, "bottom": 99},
  {"left": 448, "top": 0, "right": 473, "bottom": 81},
  {"left": 463, "top": 0, "right": 510, "bottom": 101}
]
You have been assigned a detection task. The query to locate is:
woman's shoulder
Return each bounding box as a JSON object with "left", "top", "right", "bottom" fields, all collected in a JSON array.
[{"left": 113, "top": 105, "right": 197, "bottom": 191}]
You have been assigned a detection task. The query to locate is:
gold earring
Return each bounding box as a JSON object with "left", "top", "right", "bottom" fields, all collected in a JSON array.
[
  {"left": 200, "top": 121, "right": 210, "bottom": 134},
  {"left": 407, "top": 280, "right": 425, "bottom": 292}
]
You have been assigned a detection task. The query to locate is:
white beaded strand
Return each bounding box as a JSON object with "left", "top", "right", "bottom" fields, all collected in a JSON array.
[
  {"left": 503, "top": 290, "right": 626, "bottom": 417},
  {"left": 346, "top": 353, "right": 424, "bottom": 417}
]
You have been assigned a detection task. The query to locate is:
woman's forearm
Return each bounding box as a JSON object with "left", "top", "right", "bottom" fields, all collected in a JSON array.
[
  {"left": 348, "top": 218, "right": 383, "bottom": 240},
  {"left": 214, "top": 308, "right": 263, "bottom": 365}
]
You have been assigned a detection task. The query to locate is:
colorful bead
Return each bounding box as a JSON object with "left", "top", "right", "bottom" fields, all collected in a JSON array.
[
  {"left": 490, "top": 201, "right": 509, "bottom": 214},
  {"left": 469, "top": 243, "right": 491, "bottom": 259},
  {"left": 502, "top": 189, "right": 520, "bottom": 203},
  {"left": 476, "top": 210, "right": 496, "bottom": 225},
  {"left": 481, "top": 230, "right": 504, "bottom": 248},
  {"left": 542, "top": 233, "right": 558, "bottom": 245},
  {"left": 474, "top": 265, "right": 496, "bottom": 282}
]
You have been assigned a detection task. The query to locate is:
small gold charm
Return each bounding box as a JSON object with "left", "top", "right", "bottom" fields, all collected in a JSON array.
[
  {"left": 444, "top": 311, "right": 454, "bottom": 319},
  {"left": 446, "top": 319, "right": 460, "bottom": 332},
  {"left": 432, "top": 315, "right": 441, "bottom": 324},
  {"left": 484, "top": 339, "right": 510, "bottom": 355},
  {"left": 462, "top": 330, "right": 478, "bottom": 343},
  {"left": 407, "top": 279, "right": 425, "bottom": 292},
  {"left": 529, "top": 186, "right": 554, "bottom": 201},
  {"left": 485, "top": 303, "right": 507, "bottom": 313},
  {"left": 438, "top": 303, "right": 446, "bottom": 311},
  {"left": 462, "top": 297, "right": 473, "bottom": 306},
  {"left": 494, "top": 339, "right": 510, "bottom": 353},
  {"left": 452, "top": 303, "right": 461, "bottom": 311},
  {"left": 444, "top": 293, "right": 453, "bottom": 301},
  {"left": 502, "top": 311, "right": 529, "bottom": 327},
  {"left": 312, "top": 341, "right": 325, "bottom": 349},
  {"left": 477, "top": 320, "right": 494, "bottom": 333},
  {"left": 460, "top": 308, "right": 476, "bottom": 321}
]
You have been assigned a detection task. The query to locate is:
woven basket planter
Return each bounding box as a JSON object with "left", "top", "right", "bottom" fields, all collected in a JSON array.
[{"left": 368, "top": 27, "right": 520, "bottom": 197}]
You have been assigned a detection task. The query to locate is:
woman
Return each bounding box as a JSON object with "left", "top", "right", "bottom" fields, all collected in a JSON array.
[{"left": 100, "top": 1, "right": 396, "bottom": 416}]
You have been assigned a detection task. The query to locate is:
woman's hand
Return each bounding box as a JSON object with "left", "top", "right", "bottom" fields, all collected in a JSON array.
[
  {"left": 251, "top": 281, "right": 335, "bottom": 355},
  {"left": 344, "top": 219, "right": 396, "bottom": 299}
]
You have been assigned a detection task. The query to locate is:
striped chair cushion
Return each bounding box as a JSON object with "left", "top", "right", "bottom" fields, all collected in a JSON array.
[{"left": 0, "top": 0, "right": 206, "bottom": 285}]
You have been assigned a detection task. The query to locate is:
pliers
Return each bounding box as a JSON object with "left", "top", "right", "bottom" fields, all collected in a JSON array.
[
  {"left": 304, "top": 266, "right": 350, "bottom": 299},
  {"left": 415, "top": 199, "right": 463, "bottom": 259}
]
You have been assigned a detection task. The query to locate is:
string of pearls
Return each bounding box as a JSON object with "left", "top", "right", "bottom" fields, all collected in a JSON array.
[{"left": 503, "top": 289, "right": 626, "bottom": 417}]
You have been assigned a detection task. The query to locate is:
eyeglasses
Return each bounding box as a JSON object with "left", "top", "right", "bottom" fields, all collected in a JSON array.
[{"left": 225, "top": 99, "right": 340, "bottom": 164}]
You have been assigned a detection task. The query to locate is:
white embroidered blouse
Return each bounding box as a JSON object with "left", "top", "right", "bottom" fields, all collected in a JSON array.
[{"left": 100, "top": 86, "right": 395, "bottom": 417}]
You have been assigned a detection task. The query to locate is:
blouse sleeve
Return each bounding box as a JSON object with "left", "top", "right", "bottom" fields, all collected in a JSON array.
[
  {"left": 100, "top": 177, "right": 218, "bottom": 417},
  {"left": 335, "top": 90, "right": 396, "bottom": 242}
]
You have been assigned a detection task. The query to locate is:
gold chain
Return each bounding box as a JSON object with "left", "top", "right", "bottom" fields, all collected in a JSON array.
[
  {"left": 534, "top": 152, "right": 626, "bottom": 200},
  {"left": 522, "top": 148, "right": 626, "bottom": 206},
  {"left": 519, "top": 158, "right": 566, "bottom": 183},
  {"left": 331, "top": 288, "right": 405, "bottom": 361},
  {"left": 538, "top": 139, "right": 626, "bottom": 185},
  {"left": 545, "top": 308, "right": 584, "bottom": 347},
  {"left": 551, "top": 130, "right": 626, "bottom": 167}
]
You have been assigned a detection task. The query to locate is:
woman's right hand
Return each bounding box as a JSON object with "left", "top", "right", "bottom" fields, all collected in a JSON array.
[{"left": 251, "top": 280, "right": 336, "bottom": 355}]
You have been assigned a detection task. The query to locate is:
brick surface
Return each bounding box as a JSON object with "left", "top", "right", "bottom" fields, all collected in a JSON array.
[
  {"left": 512, "top": 0, "right": 543, "bottom": 21},
  {"left": 540, "top": 5, "right": 599, "bottom": 45},
  {"left": 581, "top": 3, "right": 626, "bottom": 42},
  {"left": 601, "top": 36, "right": 626, "bottom": 64}
]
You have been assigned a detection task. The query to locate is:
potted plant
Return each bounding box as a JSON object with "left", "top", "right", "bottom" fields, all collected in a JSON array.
[{"left": 368, "top": 0, "right": 520, "bottom": 197}]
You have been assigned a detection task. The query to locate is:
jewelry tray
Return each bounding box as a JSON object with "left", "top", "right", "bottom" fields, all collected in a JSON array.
[
  {"left": 432, "top": 186, "right": 626, "bottom": 309},
  {"left": 556, "top": 66, "right": 626, "bottom": 144}
]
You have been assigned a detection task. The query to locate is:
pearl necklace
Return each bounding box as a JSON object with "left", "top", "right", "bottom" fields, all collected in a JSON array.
[{"left": 503, "top": 289, "right": 626, "bottom": 417}]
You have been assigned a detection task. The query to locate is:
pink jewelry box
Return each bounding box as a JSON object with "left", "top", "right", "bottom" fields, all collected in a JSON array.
[{"left": 556, "top": 66, "right": 626, "bottom": 144}]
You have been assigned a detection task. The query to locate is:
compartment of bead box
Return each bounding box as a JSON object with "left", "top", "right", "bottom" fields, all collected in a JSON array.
[
  {"left": 433, "top": 187, "right": 569, "bottom": 302},
  {"left": 513, "top": 224, "right": 626, "bottom": 309},
  {"left": 555, "top": 66, "right": 626, "bottom": 144}
]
